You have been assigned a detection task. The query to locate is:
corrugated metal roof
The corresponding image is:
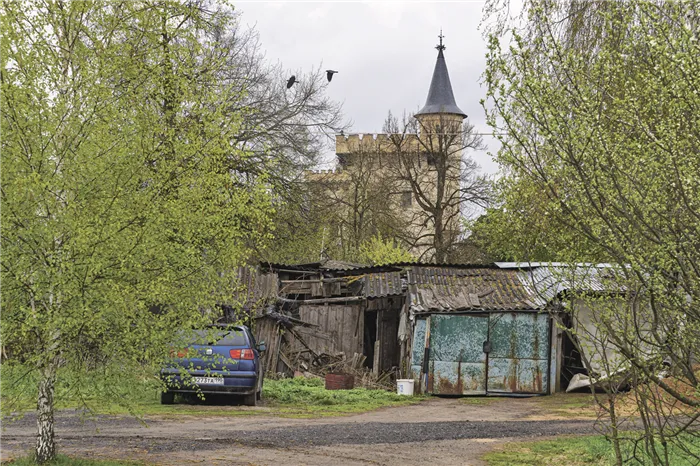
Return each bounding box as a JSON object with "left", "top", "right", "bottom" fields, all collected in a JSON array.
[
  {"left": 261, "top": 262, "right": 321, "bottom": 272},
  {"left": 364, "top": 272, "right": 404, "bottom": 298},
  {"left": 319, "top": 259, "right": 367, "bottom": 271},
  {"left": 261, "top": 260, "right": 371, "bottom": 272},
  {"left": 495, "top": 262, "right": 615, "bottom": 269},
  {"left": 517, "top": 265, "right": 626, "bottom": 306},
  {"left": 381, "top": 261, "right": 498, "bottom": 269},
  {"left": 408, "top": 267, "right": 540, "bottom": 314}
]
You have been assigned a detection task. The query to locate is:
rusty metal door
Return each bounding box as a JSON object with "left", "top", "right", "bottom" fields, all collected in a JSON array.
[
  {"left": 428, "top": 314, "right": 488, "bottom": 395},
  {"left": 486, "top": 313, "right": 549, "bottom": 394}
]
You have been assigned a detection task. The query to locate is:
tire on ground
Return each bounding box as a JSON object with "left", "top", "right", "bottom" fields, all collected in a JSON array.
[
  {"left": 243, "top": 392, "right": 256, "bottom": 406},
  {"left": 160, "top": 391, "right": 175, "bottom": 405}
]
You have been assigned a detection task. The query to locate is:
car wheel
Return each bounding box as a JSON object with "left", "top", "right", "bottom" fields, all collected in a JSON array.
[
  {"left": 160, "top": 391, "right": 175, "bottom": 405},
  {"left": 243, "top": 392, "right": 257, "bottom": 407}
]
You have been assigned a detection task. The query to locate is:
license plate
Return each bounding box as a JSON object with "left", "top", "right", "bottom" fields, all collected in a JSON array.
[{"left": 194, "top": 377, "right": 224, "bottom": 385}]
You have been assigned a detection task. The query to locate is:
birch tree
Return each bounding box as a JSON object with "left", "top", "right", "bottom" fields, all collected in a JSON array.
[{"left": 1, "top": 1, "right": 273, "bottom": 461}]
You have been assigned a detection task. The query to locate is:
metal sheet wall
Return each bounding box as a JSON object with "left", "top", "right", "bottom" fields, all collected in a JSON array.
[
  {"left": 411, "top": 312, "right": 552, "bottom": 395},
  {"left": 429, "top": 314, "right": 488, "bottom": 395},
  {"left": 487, "top": 313, "right": 549, "bottom": 393}
]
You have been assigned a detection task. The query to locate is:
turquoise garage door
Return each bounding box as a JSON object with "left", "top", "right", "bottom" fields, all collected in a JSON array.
[
  {"left": 421, "top": 313, "right": 549, "bottom": 395},
  {"left": 428, "top": 314, "right": 489, "bottom": 395}
]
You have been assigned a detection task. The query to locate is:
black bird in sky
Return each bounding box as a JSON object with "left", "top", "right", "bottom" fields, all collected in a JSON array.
[
  {"left": 326, "top": 70, "right": 338, "bottom": 82},
  {"left": 286, "top": 75, "right": 298, "bottom": 89}
]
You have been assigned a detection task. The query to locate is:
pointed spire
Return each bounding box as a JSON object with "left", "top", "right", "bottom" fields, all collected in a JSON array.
[
  {"left": 436, "top": 29, "right": 445, "bottom": 52},
  {"left": 416, "top": 31, "right": 466, "bottom": 119}
]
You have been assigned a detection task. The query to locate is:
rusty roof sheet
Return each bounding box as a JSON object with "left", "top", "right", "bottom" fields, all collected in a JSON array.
[
  {"left": 364, "top": 272, "right": 404, "bottom": 298},
  {"left": 408, "top": 267, "right": 540, "bottom": 313}
]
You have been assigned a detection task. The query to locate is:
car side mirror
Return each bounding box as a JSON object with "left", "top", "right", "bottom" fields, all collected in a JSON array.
[{"left": 257, "top": 342, "right": 267, "bottom": 352}]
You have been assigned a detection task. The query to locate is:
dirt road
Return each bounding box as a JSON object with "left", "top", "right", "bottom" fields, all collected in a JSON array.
[{"left": 1, "top": 397, "right": 601, "bottom": 465}]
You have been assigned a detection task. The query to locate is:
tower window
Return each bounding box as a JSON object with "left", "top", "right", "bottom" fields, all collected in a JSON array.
[{"left": 401, "top": 191, "right": 413, "bottom": 208}]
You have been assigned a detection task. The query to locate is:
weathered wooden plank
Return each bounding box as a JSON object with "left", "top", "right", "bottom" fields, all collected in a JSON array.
[
  {"left": 295, "top": 303, "right": 365, "bottom": 358},
  {"left": 341, "top": 306, "right": 352, "bottom": 355}
]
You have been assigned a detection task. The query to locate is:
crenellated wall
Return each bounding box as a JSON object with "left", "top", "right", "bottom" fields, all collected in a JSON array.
[
  {"left": 303, "top": 168, "right": 347, "bottom": 183},
  {"left": 335, "top": 133, "right": 423, "bottom": 154}
]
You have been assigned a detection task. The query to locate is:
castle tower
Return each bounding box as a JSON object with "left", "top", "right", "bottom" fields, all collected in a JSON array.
[
  {"left": 413, "top": 32, "right": 466, "bottom": 261},
  {"left": 325, "top": 33, "right": 469, "bottom": 262},
  {"left": 414, "top": 31, "right": 466, "bottom": 135}
]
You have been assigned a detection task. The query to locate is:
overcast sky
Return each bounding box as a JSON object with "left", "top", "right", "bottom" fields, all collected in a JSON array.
[{"left": 236, "top": 1, "right": 500, "bottom": 175}]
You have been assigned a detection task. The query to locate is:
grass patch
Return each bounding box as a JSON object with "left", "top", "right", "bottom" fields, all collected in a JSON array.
[
  {"left": 2, "top": 454, "right": 146, "bottom": 465},
  {"left": 1, "top": 363, "right": 422, "bottom": 419},
  {"left": 262, "top": 377, "right": 423, "bottom": 416},
  {"left": 483, "top": 434, "right": 700, "bottom": 466}
]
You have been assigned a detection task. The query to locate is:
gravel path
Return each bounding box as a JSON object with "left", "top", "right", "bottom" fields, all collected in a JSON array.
[
  {"left": 2, "top": 397, "right": 604, "bottom": 465},
  {"left": 190, "top": 419, "right": 597, "bottom": 448}
]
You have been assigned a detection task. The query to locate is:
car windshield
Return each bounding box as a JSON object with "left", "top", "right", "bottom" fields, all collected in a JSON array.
[{"left": 180, "top": 328, "right": 248, "bottom": 347}]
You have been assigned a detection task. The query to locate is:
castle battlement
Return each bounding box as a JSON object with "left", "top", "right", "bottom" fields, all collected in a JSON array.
[
  {"left": 306, "top": 168, "right": 341, "bottom": 174},
  {"left": 335, "top": 132, "right": 422, "bottom": 154},
  {"left": 303, "top": 168, "right": 348, "bottom": 182}
]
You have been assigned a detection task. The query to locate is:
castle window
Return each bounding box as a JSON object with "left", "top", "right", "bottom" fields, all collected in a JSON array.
[{"left": 401, "top": 191, "right": 413, "bottom": 208}]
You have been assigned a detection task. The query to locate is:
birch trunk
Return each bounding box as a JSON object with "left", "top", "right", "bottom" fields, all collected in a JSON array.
[{"left": 35, "top": 361, "right": 58, "bottom": 463}]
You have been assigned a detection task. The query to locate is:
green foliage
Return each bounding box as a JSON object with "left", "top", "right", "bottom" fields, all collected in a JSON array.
[
  {"left": 483, "top": 2, "right": 700, "bottom": 463},
  {"left": 470, "top": 201, "right": 604, "bottom": 263},
  {"left": 1, "top": 362, "right": 160, "bottom": 417},
  {"left": 1, "top": 1, "right": 276, "bottom": 460},
  {"left": 358, "top": 233, "right": 415, "bottom": 265},
  {"left": 262, "top": 377, "right": 420, "bottom": 414},
  {"left": 483, "top": 434, "right": 700, "bottom": 466}
]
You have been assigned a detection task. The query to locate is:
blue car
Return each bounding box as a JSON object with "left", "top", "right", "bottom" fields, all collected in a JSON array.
[{"left": 160, "top": 325, "right": 266, "bottom": 406}]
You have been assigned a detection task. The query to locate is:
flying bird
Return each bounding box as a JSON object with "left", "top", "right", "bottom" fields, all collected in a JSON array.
[
  {"left": 326, "top": 70, "right": 338, "bottom": 82},
  {"left": 286, "top": 75, "right": 298, "bottom": 89}
]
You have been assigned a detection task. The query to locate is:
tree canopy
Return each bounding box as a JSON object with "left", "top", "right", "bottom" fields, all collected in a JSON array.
[
  {"left": 0, "top": 0, "right": 314, "bottom": 461},
  {"left": 483, "top": 1, "right": 700, "bottom": 463}
]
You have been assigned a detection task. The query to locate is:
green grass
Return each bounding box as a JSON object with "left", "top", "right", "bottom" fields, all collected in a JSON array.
[
  {"left": 2, "top": 454, "right": 146, "bottom": 465},
  {"left": 1, "top": 363, "right": 422, "bottom": 419},
  {"left": 262, "top": 377, "right": 422, "bottom": 416},
  {"left": 483, "top": 434, "right": 700, "bottom": 466}
]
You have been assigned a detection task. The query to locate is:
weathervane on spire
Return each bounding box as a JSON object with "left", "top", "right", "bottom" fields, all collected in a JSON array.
[{"left": 436, "top": 29, "right": 446, "bottom": 51}]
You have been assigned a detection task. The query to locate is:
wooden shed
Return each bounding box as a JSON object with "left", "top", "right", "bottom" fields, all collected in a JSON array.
[{"left": 259, "top": 260, "right": 406, "bottom": 377}]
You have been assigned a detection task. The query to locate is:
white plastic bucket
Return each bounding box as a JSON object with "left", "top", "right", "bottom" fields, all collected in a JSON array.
[{"left": 396, "top": 379, "right": 415, "bottom": 396}]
